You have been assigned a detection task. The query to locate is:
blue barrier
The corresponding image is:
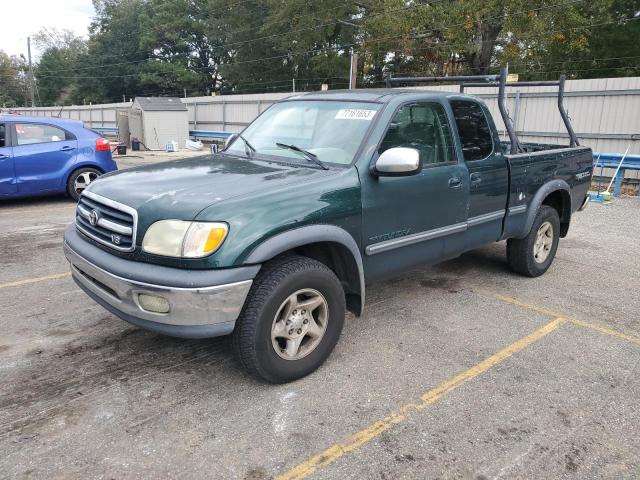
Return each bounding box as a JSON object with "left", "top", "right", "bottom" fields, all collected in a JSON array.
[
  {"left": 92, "top": 126, "right": 119, "bottom": 134},
  {"left": 593, "top": 152, "right": 640, "bottom": 196},
  {"left": 190, "top": 130, "right": 234, "bottom": 140},
  {"left": 91, "top": 127, "right": 234, "bottom": 141}
]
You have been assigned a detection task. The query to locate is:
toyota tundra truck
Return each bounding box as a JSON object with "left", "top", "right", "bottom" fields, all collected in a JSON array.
[{"left": 63, "top": 69, "right": 593, "bottom": 383}]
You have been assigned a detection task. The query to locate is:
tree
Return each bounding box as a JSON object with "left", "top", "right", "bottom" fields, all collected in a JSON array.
[
  {"left": 361, "top": 0, "right": 617, "bottom": 81},
  {"left": 72, "top": 0, "right": 151, "bottom": 103},
  {"left": 21, "top": 0, "right": 640, "bottom": 105},
  {"left": 33, "top": 29, "right": 88, "bottom": 105},
  {"left": 220, "top": 0, "right": 362, "bottom": 93},
  {"left": 0, "top": 51, "right": 29, "bottom": 108},
  {"left": 571, "top": 0, "right": 640, "bottom": 78},
  {"left": 138, "top": 0, "right": 231, "bottom": 96}
]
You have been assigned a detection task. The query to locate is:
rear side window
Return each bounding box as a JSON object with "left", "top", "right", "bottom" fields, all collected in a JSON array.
[
  {"left": 15, "top": 123, "right": 73, "bottom": 146},
  {"left": 0, "top": 124, "right": 5, "bottom": 148},
  {"left": 451, "top": 100, "right": 493, "bottom": 161},
  {"left": 379, "top": 102, "right": 456, "bottom": 166}
]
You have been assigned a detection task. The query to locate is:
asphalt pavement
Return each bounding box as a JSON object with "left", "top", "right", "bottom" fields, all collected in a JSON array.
[{"left": 1, "top": 158, "right": 639, "bottom": 479}]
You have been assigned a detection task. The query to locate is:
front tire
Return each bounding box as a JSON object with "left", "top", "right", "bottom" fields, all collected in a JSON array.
[
  {"left": 233, "top": 254, "right": 346, "bottom": 383},
  {"left": 507, "top": 205, "right": 560, "bottom": 277},
  {"left": 67, "top": 167, "right": 102, "bottom": 201}
]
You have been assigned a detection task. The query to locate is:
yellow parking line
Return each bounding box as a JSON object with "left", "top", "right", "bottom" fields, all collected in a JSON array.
[
  {"left": 473, "top": 288, "right": 563, "bottom": 318},
  {"left": 568, "top": 318, "right": 640, "bottom": 346},
  {"left": 474, "top": 288, "right": 640, "bottom": 347},
  {"left": 0, "top": 272, "right": 70, "bottom": 289},
  {"left": 277, "top": 318, "right": 566, "bottom": 480}
]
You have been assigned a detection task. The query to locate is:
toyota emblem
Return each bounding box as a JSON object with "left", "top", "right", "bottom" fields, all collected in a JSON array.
[{"left": 89, "top": 210, "right": 99, "bottom": 226}]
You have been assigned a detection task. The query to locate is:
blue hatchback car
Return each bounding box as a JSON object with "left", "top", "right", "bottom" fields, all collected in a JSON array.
[{"left": 0, "top": 115, "right": 117, "bottom": 201}]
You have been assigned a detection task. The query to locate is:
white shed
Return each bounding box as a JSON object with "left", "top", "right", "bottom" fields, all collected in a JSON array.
[{"left": 129, "top": 97, "right": 189, "bottom": 150}]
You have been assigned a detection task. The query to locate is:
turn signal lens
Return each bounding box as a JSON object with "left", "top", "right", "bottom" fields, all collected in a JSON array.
[
  {"left": 183, "top": 222, "right": 229, "bottom": 258},
  {"left": 142, "top": 220, "right": 228, "bottom": 258}
]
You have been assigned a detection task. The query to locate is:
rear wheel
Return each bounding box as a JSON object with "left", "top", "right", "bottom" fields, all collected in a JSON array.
[
  {"left": 233, "top": 254, "right": 345, "bottom": 383},
  {"left": 67, "top": 167, "right": 101, "bottom": 201},
  {"left": 507, "top": 205, "right": 560, "bottom": 277}
]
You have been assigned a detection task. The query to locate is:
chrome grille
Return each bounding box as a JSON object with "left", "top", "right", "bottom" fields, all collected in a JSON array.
[{"left": 75, "top": 191, "right": 137, "bottom": 252}]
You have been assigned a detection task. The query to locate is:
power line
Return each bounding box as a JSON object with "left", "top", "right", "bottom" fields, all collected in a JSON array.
[
  {"left": 28, "top": 0, "right": 598, "bottom": 81},
  {"left": 9, "top": 0, "right": 639, "bottom": 103}
]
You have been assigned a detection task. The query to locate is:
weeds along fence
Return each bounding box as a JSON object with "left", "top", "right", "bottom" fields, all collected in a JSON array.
[{"left": 10, "top": 77, "right": 640, "bottom": 159}]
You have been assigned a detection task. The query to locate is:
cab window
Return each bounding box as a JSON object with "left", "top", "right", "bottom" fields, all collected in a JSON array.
[
  {"left": 379, "top": 102, "right": 455, "bottom": 166},
  {"left": 450, "top": 100, "right": 493, "bottom": 161},
  {"left": 0, "top": 124, "right": 5, "bottom": 148},
  {"left": 15, "top": 123, "right": 71, "bottom": 146}
]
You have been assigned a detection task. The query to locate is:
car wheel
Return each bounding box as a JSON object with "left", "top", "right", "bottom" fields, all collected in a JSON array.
[
  {"left": 507, "top": 205, "right": 560, "bottom": 277},
  {"left": 233, "top": 254, "right": 346, "bottom": 383},
  {"left": 67, "top": 167, "right": 101, "bottom": 201}
]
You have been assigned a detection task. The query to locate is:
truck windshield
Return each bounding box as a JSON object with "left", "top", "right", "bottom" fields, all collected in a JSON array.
[{"left": 225, "top": 100, "right": 381, "bottom": 166}]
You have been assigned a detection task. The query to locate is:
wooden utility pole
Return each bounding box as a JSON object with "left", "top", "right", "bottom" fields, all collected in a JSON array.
[
  {"left": 27, "top": 37, "right": 35, "bottom": 107},
  {"left": 349, "top": 48, "right": 358, "bottom": 90}
]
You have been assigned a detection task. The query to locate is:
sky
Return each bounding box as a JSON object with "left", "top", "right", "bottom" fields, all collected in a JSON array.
[{"left": 0, "top": 0, "right": 95, "bottom": 58}]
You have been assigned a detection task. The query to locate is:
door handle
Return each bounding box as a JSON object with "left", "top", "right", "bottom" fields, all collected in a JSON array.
[
  {"left": 448, "top": 176, "right": 462, "bottom": 188},
  {"left": 0, "top": 154, "right": 8, "bottom": 159},
  {"left": 470, "top": 173, "right": 482, "bottom": 184},
  {"left": 60, "top": 146, "right": 75, "bottom": 152}
]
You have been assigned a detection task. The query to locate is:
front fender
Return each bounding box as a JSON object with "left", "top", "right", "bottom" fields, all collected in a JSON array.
[{"left": 244, "top": 224, "right": 366, "bottom": 315}]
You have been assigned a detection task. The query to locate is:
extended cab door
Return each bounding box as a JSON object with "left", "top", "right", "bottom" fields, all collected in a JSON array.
[
  {"left": 12, "top": 122, "right": 78, "bottom": 194},
  {"left": 361, "top": 101, "right": 469, "bottom": 281},
  {"left": 0, "top": 122, "right": 16, "bottom": 195},
  {"left": 450, "top": 99, "right": 509, "bottom": 249}
]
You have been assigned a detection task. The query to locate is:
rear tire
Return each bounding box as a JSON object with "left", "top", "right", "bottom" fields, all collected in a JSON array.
[
  {"left": 233, "top": 254, "right": 346, "bottom": 383},
  {"left": 507, "top": 205, "right": 560, "bottom": 277},
  {"left": 67, "top": 167, "right": 101, "bottom": 201}
]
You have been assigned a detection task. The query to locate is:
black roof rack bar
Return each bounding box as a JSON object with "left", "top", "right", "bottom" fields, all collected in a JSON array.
[
  {"left": 558, "top": 75, "right": 579, "bottom": 147},
  {"left": 496, "top": 67, "right": 522, "bottom": 153},
  {"left": 385, "top": 74, "right": 499, "bottom": 87},
  {"left": 460, "top": 80, "right": 561, "bottom": 89},
  {"left": 384, "top": 68, "right": 520, "bottom": 153},
  {"left": 385, "top": 66, "right": 579, "bottom": 153}
]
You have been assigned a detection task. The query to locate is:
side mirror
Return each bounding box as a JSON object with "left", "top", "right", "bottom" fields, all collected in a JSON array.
[
  {"left": 224, "top": 133, "right": 238, "bottom": 150},
  {"left": 373, "top": 147, "right": 421, "bottom": 176}
]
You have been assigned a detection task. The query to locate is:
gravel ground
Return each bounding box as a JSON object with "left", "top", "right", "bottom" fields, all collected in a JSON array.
[{"left": 1, "top": 158, "right": 639, "bottom": 479}]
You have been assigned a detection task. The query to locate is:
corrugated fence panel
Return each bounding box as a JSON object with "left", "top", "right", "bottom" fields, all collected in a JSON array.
[{"left": 8, "top": 79, "right": 640, "bottom": 154}]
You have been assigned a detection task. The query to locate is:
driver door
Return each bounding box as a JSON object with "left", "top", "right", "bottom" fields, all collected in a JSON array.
[{"left": 361, "top": 101, "right": 469, "bottom": 282}]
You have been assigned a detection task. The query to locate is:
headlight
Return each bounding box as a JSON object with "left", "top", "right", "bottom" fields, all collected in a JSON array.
[{"left": 142, "top": 220, "right": 228, "bottom": 258}]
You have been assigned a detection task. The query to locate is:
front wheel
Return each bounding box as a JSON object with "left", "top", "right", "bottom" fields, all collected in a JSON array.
[
  {"left": 507, "top": 205, "right": 560, "bottom": 277},
  {"left": 233, "top": 254, "right": 346, "bottom": 383},
  {"left": 67, "top": 167, "right": 101, "bottom": 201}
]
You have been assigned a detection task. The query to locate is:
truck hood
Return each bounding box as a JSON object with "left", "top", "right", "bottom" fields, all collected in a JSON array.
[{"left": 87, "top": 153, "right": 336, "bottom": 221}]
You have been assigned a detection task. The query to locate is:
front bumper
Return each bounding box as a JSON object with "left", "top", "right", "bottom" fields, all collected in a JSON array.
[{"left": 63, "top": 224, "right": 258, "bottom": 338}]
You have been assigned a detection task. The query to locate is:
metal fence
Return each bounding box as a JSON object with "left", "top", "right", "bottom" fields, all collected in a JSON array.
[
  {"left": 421, "top": 76, "right": 640, "bottom": 156},
  {"left": 9, "top": 77, "right": 640, "bottom": 157}
]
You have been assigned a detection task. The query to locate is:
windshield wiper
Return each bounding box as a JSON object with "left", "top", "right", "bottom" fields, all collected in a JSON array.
[
  {"left": 238, "top": 134, "right": 256, "bottom": 158},
  {"left": 275, "top": 143, "right": 329, "bottom": 170}
]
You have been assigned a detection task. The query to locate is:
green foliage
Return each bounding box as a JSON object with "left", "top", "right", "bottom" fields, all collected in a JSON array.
[
  {"left": 25, "top": 0, "right": 640, "bottom": 105},
  {"left": 33, "top": 29, "right": 88, "bottom": 105},
  {"left": 138, "top": 0, "right": 231, "bottom": 95},
  {"left": 0, "top": 51, "right": 29, "bottom": 108}
]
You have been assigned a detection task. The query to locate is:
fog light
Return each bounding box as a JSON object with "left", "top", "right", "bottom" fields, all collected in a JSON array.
[{"left": 138, "top": 294, "right": 170, "bottom": 314}]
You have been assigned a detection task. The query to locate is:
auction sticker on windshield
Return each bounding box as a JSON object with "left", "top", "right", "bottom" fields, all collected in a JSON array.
[{"left": 335, "top": 109, "right": 377, "bottom": 120}]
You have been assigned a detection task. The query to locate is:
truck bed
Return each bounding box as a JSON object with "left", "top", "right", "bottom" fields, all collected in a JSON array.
[{"left": 501, "top": 144, "right": 593, "bottom": 239}]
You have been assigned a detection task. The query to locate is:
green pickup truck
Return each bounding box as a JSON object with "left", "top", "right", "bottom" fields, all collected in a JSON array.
[{"left": 64, "top": 70, "right": 593, "bottom": 383}]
